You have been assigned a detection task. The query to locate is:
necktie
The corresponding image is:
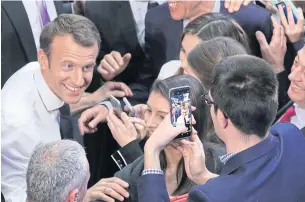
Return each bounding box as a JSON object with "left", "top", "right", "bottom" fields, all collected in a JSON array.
[
  {"left": 37, "top": 0, "right": 51, "bottom": 27},
  {"left": 147, "top": 1, "right": 159, "bottom": 10},
  {"left": 59, "top": 103, "right": 73, "bottom": 140},
  {"left": 280, "top": 106, "right": 296, "bottom": 122}
]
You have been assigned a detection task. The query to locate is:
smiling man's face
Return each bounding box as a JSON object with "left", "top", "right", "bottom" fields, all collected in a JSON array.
[{"left": 288, "top": 47, "right": 305, "bottom": 108}]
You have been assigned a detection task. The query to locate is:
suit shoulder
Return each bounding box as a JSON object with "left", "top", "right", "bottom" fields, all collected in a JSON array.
[
  {"left": 146, "top": 3, "right": 171, "bottom": 24},
  {"left": 237, "top": 3, "right": 271, "bottom": 19},
  {"left": 188, "top": 185, "right": 213, "bottom": 202}
]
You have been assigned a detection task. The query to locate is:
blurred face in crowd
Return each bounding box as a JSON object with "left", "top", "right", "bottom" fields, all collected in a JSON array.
[
  {"left": 168, "top": 0, "right": 205, "bottom": 21},
  {"left": 288, "top": 48, "right": 305, "bottom": 108},
  {"left": 38, "top": 34, "right": 98, "bottom": 104},
  {"left": 145, "top": 92, "right": 170, "bottom": 137},
  {"left": 180, "top": 34, "right": 201, "bottom": 78}
]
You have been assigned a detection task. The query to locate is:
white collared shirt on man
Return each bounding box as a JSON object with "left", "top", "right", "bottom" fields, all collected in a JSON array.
[
  {"left": 291, "top": 104, "right": 305, "bottom": 129},
  {"left": 1, "top": 62, "right": 64, "bottom": 202}
]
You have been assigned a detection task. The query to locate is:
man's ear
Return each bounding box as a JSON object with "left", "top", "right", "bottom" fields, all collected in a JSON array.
[
  {"left": 67, "top": 189, "right": 79, "bottom": 202},
  {"left": 38, "top": 49, "right": 49, "bottom": 70},
  {"left": 217, "top": 109, "right": 228, "bottom": 129}
]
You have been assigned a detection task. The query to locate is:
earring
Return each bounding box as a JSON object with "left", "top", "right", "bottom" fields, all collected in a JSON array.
[{"left": 74, "top": 193, "right": 79, "bottom": 202}]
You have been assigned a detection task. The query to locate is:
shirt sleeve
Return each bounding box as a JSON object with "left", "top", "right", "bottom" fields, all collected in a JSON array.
[
  {"left": 142, "top": 169, "right": 164, "bottom": 176},
  {"left": 1, "top": 113, "right": 41, "bottom": 202}
]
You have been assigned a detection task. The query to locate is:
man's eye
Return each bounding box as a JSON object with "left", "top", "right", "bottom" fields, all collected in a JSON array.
[
  {"left": 83, "top": 65, "right": 93, "bottom": 72},
  {"left": 63, "top": 64, "right": 73, "bottom": 69}
]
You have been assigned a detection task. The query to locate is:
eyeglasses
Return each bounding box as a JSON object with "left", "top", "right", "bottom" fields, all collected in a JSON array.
[{"left": 201, "top": 93, "right": 228, "bottom": 119}]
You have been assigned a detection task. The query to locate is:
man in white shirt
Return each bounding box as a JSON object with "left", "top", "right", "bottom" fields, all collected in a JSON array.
[
  {"left": 1, "top": 14, "right": 101, "bottom": 202},
  {"left": 280, "top": 46, "right": 305, "bottom": 132}
]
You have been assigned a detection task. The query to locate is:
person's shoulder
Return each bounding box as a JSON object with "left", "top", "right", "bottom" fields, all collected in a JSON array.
[
  {"left": 146, "top": 3, "right": 171, "bottom": 24},
  {"left": 271, "top": 122, "right": 305, "bottom": 144},
  {"left": 234, "top": 2, "right": 271, "bottom": 19},
  {"left": 2, "top": 62, "right": 40, "bottom": 124}
]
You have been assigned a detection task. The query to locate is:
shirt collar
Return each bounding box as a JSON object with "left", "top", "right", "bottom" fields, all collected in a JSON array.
[
  {"left": 34, "top": 67, "right": 64, "bottom": 112},
  {"left": 294, "top": 104, "right": 305, "bottom": 127},
  {"left": 219, "top": 152, "right": 238, "bottom": 164}
]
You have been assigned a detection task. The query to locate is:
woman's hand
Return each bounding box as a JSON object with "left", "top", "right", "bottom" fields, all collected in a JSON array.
[{"left": 107, "top": 109, "right": 146, "bottom": 147}]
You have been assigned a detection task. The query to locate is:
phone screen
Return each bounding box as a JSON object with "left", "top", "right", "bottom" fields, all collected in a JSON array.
[{"left": 170, "top": 86, "right": 192, "bottom": 139}]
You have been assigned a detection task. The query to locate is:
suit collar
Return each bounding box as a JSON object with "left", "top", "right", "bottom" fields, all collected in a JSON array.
[
  {"left": 2, "top": 1, "right": 37, "bottom": 61},
  {"left": 221, "top": 133, "right": 277, "bottom": 175},
  {"left": 33, "top": 63, "right": 64, "bottom": 112}
]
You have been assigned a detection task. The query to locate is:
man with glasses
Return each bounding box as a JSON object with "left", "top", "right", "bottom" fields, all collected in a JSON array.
[{"left": 138, "top": 55, "right": 305, "bottom": 202}]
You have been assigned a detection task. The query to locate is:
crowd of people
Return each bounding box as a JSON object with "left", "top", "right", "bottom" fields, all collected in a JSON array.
[{"left": 1, "top": 0, "right": 305, "bottom": 202}]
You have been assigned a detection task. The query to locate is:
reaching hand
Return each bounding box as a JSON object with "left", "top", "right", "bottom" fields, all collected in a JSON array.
[
  {"left": 278, "top": 4, "right": 304, "bottom": 43},
  {"left": 98, "top": 51, "right": 131, "bottom": 81},
  {"left": 256, "top": 16, "right": 287, "bottom": 73},
  {"left": 124, "top": 104, "right": 149, "bottom": 120},
  {"left": 107, "top": 109, "right": 146, "bottom": 147},
  {"left": 84, "top": 177, "right": 129, "bottom": 202},
  {"left": 92, "top": 81, "right": 133, "bottom": 102},
  {"left": 224, "top": 0, "right": 252, "bottom": 13},
  {"left": 78, "top": 105, "right": 109, "bottom": 135}
]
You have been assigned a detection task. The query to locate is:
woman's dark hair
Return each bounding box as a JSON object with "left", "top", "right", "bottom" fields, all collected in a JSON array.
[
  {"left": 151, "top": 75, "right": 221, "bottom": 196},
  {"left": 182, "top": 13, "right": 250, "bottom": 53},
  {"left": 187, "top": 37, "right": 248, "bottom": 90}
]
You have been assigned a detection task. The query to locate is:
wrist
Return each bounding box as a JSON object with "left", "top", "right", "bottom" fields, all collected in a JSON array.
[
  {"left": 144, "top": 143, "right": 161, "bottom": 170},
  {"left": 194, "top": 170, "right": 218, "bottom": 185},
  {"left": 274, "top": 64, "right": 285, "bottom": 74},
  {"left": 118, "top": 136, "right": 137, "bottom": 147}
]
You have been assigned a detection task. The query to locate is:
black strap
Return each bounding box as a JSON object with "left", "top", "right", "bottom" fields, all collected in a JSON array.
[{"left": 59, "top": 103, "right": 73, "bottom": 140}]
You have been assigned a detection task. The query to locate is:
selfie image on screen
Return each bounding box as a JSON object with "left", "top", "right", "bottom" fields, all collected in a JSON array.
[{"left": 170, "top": 87, "right": 192, "bottom": 139}]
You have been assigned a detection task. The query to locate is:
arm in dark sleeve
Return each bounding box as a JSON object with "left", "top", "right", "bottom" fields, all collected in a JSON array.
[
  {"left": 137, "top": 174, "right": 170, "bottom": 202},
  {"left": 111, "top": 140, "right": 143, "bottom": 170},
  {"left": 187, "top": 187, "right": 212, "bottom": 202}
]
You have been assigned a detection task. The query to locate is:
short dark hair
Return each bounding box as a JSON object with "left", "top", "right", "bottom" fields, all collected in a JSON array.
[
  {"left": 40, "top": 14, "right": 101, "bottom": 57},
  {"left": 210, "top": 55, "right": 278, "bottom": 137},
  {"left": 182, "top": 13, "right": 250, "bottom": 53},
  {"left": 187, "top": 37, "right": 248, "bottom": 90}
]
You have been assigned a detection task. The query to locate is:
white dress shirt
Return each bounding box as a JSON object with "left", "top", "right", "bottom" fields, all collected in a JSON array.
[
  {"left": 22, "top": 0, "right": 58, "bottom": 51},
  {"left": 129, "top": 0, "right": 166, "bottom": 50},
  {"left": 291, "top": 104, "right": 305, "bottom": 129},
  {"left": 1, "top": 62, "right": 64, "bottom": 202}
]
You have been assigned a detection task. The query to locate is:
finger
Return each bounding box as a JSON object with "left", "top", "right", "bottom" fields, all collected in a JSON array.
[
  {"left": 224, "top": 0, "right": 230, "bottom": 9},
  {"left": 106, "top": 183, "right": 130, "bottom": 198},
  {"left": 271, "top": 25, "right": 281, "bottom": 46},
  {"left": 191, "top": 106, "right": 196, "bottom": 111},
  {"left": 90, "top": 191, "right": 115, "bottom": 202},
  {"left": 103, "top": 187, "right": 126, "bottom": 201},
  {"left": 112, "top": 82, "right": 133, "bottom": 97},
  {"left": 122, "top": 53, "right": 132, "bottom": 65},
  {"left": 88, "top": 112, "right": 107, "bottom": 129},
  {"left": 101, "top": 59, "right": 116, "bottom": 74},
  {"left": 111, "top": 51, "right": 124, "bottom": 67},
  {"left": 121, "top": 112, "right": 137, "bottom": 131},
  {"left": 105, "top": 54, "right": 120, "bottom": 71},
  {"left": 108, "top": 109, "right": 125, "bottom": 127},
  {"left": 297, "top": 7, "right": 304, "bottom": 28},
  {"left": 134, "top": 123, "right": 145, "bottom": 132},
  {"left": 191, "top": 133, "right": 204, "bottom": 151},
  {"left": 233, "top": 0, "right": 243, "bottom": 12},
  {"left": 129, "top": 117, "right": 146, "bottom": 127},
  {"left": 243, "top": 0, "right": 252, "bottom": 6},
  {"left": 278, "top": 4, "right": 288, "bottom": 28},
  {"left": 108, "top": 90, "right": 125, "bottom": 98},
  {"left": 107, "top": 116, "right": 116, "bottom": 133},
  {"left": 255, "top": 31, "right": 269, "bottom": 51},
  {"left": 228, "top": 0, "right": 237, "bottom": 13},
  {"left": 103, "top": 177, "right": 129, "bottom": 188},
  {"left": 271, "top": 15, "right": 280, "bottom": 28},
  {"left": 99, "top": 68, "right": 111, "bottom": 77},
  {"left": 286, "top": 4, "right": 295, "bottom": 25}
]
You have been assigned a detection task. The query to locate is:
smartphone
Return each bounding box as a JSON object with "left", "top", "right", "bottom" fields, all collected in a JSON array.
[
  {"left": 109, "top": 95, "right": 122, "bottom": 116},
  {"left": 276, "top": 1, "right": 298, "bottom": 23},
  {"left": 122, "top": 97, "right": 139, "bottom": 118},
  {"left": 169, "top": 86, "right": 192, "bottom": 139}
]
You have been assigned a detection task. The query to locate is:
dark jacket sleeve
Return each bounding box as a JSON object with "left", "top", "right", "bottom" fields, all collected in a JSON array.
[
  {"left": 111, "top": 140, "right": 143, "bottom": 170},
  {"left": 137, "top": 174, "right": 170, "bottom": 202},
  {"left": 187, "top": 187, "right": 212, "bottom": 202}
]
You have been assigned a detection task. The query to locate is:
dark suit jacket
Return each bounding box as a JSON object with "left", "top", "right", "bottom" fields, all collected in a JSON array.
[
  {"left": 1, "top": 1, "right": 69, "bottom": 87},
  {"left": 137, "top": 122, "right": 305, "bottom": 202},
  {"left": 85, "top": 1, "right": 152, "bottom": 105}
]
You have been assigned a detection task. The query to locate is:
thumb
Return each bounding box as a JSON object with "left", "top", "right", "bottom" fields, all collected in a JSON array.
[
  {"left": 255, "top": 31, "right": 269, "bottom": 49},
  {"left": 123, "top": 53, "right": 132, "bottom": 64},
  {"left": 172, "top": 126, "right": 187, "bottom": 136},
  {"left": 108, "top": 90, "right": 125, "bottom": 98}
]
